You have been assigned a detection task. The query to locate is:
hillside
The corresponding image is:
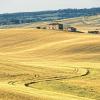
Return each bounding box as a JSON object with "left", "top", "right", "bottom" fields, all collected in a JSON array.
[
  {"left": 1, "top": 14, "right": 100, "bottom": 30},
  {"left": 0, "top": 28, "right": 100, "bottom": 100},
  {"left": 0, "top": 7, "right": 100, "bottom": 25}
]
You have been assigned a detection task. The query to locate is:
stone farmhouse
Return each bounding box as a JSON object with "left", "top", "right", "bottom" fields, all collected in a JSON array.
[{"left": 47, "top": 23, "right": 63, "bottom": 30}]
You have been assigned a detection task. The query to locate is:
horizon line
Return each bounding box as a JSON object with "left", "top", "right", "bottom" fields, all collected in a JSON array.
[{"left": 0, "top": 7, "right": 100, "bottom": 15}]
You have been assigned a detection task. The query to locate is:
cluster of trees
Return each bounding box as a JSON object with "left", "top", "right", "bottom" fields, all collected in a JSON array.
[{"left": 0, "top": 8, "right": 100, "bottom": 25}]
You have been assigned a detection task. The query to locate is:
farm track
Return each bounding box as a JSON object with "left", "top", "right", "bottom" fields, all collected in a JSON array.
[
  {"left": 25, "top": 68, "right": 89, "bottom": 87},
  {"left": 7, "top": 68, "right": 89, "bottom": 88}
]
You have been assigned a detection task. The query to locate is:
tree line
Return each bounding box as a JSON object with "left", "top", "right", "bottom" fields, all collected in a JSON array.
[{"left": 0, "top": 8, "right": 100, "bottom": 25}]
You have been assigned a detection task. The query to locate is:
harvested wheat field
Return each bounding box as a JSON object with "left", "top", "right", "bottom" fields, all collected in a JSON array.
[{"left": 0, "top": 28, "right": 100, "bottom": 100}]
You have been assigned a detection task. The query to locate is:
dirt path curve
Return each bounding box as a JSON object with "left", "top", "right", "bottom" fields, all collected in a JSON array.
[
  {"left": 0, "top": 68, "right": 93, "bottom": 100},
  {"left": 7, "top": 67, "right": 89, "bottom": 87},
  {"left": 25, "top": 68, "right": 89, "bottom": 87}
]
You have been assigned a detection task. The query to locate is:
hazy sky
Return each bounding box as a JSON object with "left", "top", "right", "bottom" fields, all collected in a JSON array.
[{"left": 0, "top": 0, "right": 100, "bottom": 14}]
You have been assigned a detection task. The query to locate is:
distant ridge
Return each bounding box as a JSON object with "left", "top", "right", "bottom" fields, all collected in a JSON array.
[{"left": 0, "top": 7, "right": 100, "bottom": 25}]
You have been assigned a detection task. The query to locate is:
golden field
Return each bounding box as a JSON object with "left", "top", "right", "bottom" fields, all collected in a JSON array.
[{"left": 0, "top": 28, "right": 100, "bottom": 100}]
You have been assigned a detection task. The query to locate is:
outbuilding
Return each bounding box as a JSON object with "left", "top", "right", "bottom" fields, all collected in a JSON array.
[{"left": 67, "top": 27, "right": 77, "bottom": 32}]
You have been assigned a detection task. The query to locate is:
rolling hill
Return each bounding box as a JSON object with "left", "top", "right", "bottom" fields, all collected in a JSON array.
[{"left": 0, "top": 27, "right": 100, "bottom": 100}]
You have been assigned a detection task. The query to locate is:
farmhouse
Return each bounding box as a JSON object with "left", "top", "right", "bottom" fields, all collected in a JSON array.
[
  {"left": 67, "top": 27, "right": 77, "bottom": 32},
  {"left": 47, "top": 23, "right": 63, "bottom": 30}
]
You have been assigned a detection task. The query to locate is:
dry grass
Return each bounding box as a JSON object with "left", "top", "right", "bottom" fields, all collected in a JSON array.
[{"left": 0, "top": 28, "right": 100, "bottom": 100}]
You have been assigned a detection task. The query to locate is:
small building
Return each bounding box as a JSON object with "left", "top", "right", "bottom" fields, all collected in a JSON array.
[
  {"left": 47, "top": 23, "right": 63, "bottom": 30},
  {"left": 67, "top": 27, "right": 77, "bottom": 32}
]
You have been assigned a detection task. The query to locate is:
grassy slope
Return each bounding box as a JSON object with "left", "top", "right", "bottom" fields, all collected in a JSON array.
[{"left": 0, "top": 28, "right": 100, "bottom": 100}]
